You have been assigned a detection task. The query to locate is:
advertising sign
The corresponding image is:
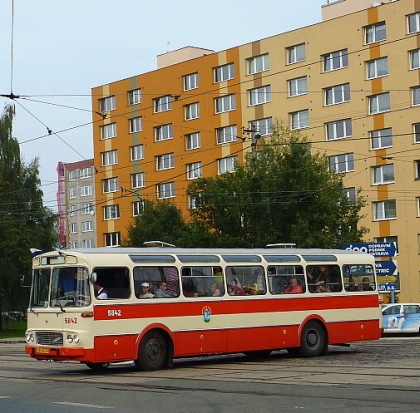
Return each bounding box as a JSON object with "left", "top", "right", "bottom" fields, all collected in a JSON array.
[{"left": 343, "top": 242, "right": 397, "bottom": 257}]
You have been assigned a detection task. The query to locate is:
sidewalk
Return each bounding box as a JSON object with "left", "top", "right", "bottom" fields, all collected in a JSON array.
[{"left": 0, "top": 337, "right": 25, "bottom": 344}]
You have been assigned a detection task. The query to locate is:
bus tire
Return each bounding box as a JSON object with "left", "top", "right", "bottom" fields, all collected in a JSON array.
[
  {"left": 135, "top": 330, "right": 167, "bottom": 371},
  {"left": 298, "top": 321, "right": 326, "bottom": 358}
]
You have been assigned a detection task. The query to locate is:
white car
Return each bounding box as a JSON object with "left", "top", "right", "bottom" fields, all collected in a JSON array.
[{"left": 382, "top": 303, "right": 420, "bottom": 334}]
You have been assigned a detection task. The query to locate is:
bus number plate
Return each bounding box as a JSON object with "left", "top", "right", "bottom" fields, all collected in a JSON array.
[{"left": 36, "top": 348, "right": 50, "bottom": 354}]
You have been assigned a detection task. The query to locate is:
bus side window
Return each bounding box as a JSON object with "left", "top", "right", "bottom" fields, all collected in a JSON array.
[
  {"left": 227, "top": 266, "right": 266, "bottom": 295},
  {"left": 93, "top": 267, "right": 131, "bottom": 299},
  {"left": 307, "top": 265, "right": 342, "bottom": 293},
  {"left": 181, "top": 267, "right": 224, "bottom": 297},
  {"left": 268, "top": 265, "right": 305, "bottom": 294},
  {"left": 343, "top": 264, "right": 375, "bottom": 292}
]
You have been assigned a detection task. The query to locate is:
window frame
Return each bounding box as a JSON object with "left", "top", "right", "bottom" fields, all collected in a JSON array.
[
  {"left": 326, "top": 119, "right": 352, "bottom": 141},
  {"left": 329, "top": 153, "right": 355, "bottom": 173},
  {"left": 288, "top": 76, "right": 307, "bottom": 97},
  {"left": 370, "top": 128, "right": 393, "bottom": 150},
  {"left": 101, "top": 150, "right": 118, "bottom": 166},
  {"left": 183, "top": 72, "right": 199, "bottom": 91},
  {"left": 157, "top": 182, "right": 175, "bottom": 199},
  {"left": 249, "top": 85, "right": 271, "bottom": 106},
  {"left": 184, "top": 102, "right": 200, "bottom": 120},
  {"left": 216, "top": 125, "right": 237, "bottom": 144},
  {"left": 155, "top": 123, "right": 173, "bottom": 142},
  {"left": 215, "top": 94, "right": 236, "bottom": 114},
  {"left": 130, "top": 144, "right": 144, "bottom": 161},
  {"left": 290, "top": 110, "right": 309, "bottom": 130},
  {"left": 412, "top": 86, "right": 420, "bottom": 106},
  {"left": 250, "top": 118, "right": 272, "bottom": 136},
  {"left": 373, "top": 200, "right": 397, "bottom": 221},
  {"left": 105, "top": 232, "right": 120, "bottom": 247},
  {"left": 408, "top": 12, "right": 420, "bottom": 34},
  {"left": 132, "top": 200, "right": 145, "bottom": 217},
  {"left": 365, "top": 21, "right": 386, "bottom": 44},
  {"left": 128, "top": 89, "right": 142, "bottom": 106},
  {"left": 287, "top": 43, "right": 306, "bottom": 64},
  {"left": 324, "top": 83, "right": 350, "bottom": 106},
  {"left": 372, "top": 164, "right": 395, "bottom": 185},
  {"left": 129, "top": 116, "right": 142, "bottom": 133},
  {"left": 247, "top": 54, "right": 269, "bottom": 75},
  {"left": 323, "top": 49, "right": 348, "bottom": 72},
  {"left": 131, "top": 172, "right": 145, "bottom": 189},
  {"left": 99, "top": 96, "right": 116, "bottom": 112},
  {"left": 102, "top": 177, "right": 119, "bottom": 194},
  {"left": 369, "top": 92, "right": 391, "bottom": 115},
  {"left": 366, "top": 57, "right": 389, "bottom": 79},
  {"left": 104, "top": 205, "right": 120, "bottom": 221},
  {"left": 214, "top": 63, "right": 235, "bottom": 82},
  {"left": 217, "top": 156, "right": 237, "bottom": 174},
  {"left": 154, "top": 95, "right": 172, "bottom": 113},
  {"left": 414, "top": 123, "right": 420, "bottom": 144},
  {"left": 81, "top": 221, "right": 94, "bottom": 232},
  {"left": 156, "top": 153, "right": 174, "bottom": 171},
  {"left": 100, "top": 123, "right": 117, "bottom": 140},
  {"left": 187, "top": 162, "right": 202, "bottom": 180},
  {"left": 186, "top": 132, "right": 201, "bottom": 150},
  {"left": 80, "top": 185, "right": 92, "bottom": 197}
]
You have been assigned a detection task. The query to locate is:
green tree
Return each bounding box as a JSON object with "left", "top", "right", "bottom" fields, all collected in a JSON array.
[
  {"left": 187, "top": 125, "right": 368, "bottom": 248},
  {"left": 0, "top": 104, "right": 57, "bottom": 329}
]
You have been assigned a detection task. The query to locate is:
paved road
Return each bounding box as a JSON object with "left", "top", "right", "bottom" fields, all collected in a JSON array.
[{"left": 0, "top": 338, "right": 420, "bottom": 412}]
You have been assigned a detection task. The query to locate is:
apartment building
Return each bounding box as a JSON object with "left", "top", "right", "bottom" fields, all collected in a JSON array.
[
  {"left": 91, "top": 0, "right": 420, "bottom": 301},
  {"left": 59, "top": 160, "right": 97, "bottom": 249}
]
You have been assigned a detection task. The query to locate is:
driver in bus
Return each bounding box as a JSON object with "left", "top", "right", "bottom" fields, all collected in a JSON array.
[{"left": 93, "top": 282, "right": 108, "bottom": 299}]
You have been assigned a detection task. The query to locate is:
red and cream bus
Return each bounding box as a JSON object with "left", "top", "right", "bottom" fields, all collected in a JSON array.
[{"left": 25, "top": 246, "right": 382, "bottom": 370}]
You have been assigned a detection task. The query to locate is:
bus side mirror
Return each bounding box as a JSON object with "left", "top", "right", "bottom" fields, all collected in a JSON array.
[{"left": 90, "top": 272, "right": 97, "bottom": 283}]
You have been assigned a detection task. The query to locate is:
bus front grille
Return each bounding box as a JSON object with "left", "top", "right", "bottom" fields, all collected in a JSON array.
[{"left": 36, "top": 332, "right": 63, "bottom": 346}]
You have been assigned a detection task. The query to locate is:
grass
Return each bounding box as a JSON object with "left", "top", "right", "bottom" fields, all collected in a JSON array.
[{"left": 0, "top": 320, "right": 27, "bottom": 339}]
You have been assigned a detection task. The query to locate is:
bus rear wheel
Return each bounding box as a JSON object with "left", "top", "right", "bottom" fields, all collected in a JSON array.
[
  {"left": 135, "top": 330, "right": 167, "bottom": 371},
  {"left": 298, "top": 321, "right": 326, "bottom": 358}
]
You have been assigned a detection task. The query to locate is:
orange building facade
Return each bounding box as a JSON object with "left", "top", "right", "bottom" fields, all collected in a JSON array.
[{"left": 92, "top": 0, "right": 420, "bottom": 302}]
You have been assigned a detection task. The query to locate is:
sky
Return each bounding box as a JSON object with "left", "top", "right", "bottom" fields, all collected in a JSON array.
[{"left": 0, "top": 0, "right": 326, "bottom": 211}]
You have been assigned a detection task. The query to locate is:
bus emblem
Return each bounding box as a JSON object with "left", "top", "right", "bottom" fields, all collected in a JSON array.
[{"left": 202, "top": 306, "right": 211, "bottom": 323}]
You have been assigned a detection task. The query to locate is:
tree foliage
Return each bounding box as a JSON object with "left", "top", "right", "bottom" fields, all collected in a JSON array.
[
  {"left": 187, "top": 125, "right": 368, "bottom": 248},
  {"left": 0, "top": 104, "right": 57, "bottom": 327}
]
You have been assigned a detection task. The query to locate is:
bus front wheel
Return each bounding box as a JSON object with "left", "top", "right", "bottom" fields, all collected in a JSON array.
[
  {"left": 135, "top": 330, "right": 167, "bottom": 371},
  {"left": 298, "top": 321, "right": 326, "bottom": 358}
]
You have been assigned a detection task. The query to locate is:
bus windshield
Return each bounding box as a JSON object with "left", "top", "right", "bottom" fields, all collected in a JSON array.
[
  {"left": 30, "top": 267, "right": 91, "bottom": 308},
  {"left": 50, "top": 267, "right": 91, "bottom": 307}
]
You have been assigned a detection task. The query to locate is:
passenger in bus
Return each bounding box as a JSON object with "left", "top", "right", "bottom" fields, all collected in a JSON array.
[
  {"left": 229, "top": 278, "right": 245, "bottom": 296},
  {"left": 283, "top": 277, "right": 303, "bottom": 294},
  {"left": 154, "top": 281, "right": 176, "bottom": 298},
  {"left": 357, "top": 277, "right": 374, "bottom": 291},
  {"left": 315, "top": 282, "right": 331, "bottom": 293},
  {"left": 93, "top": 282, "right": 108, "bottom": 299},
  {"left": 57, "top": 286, "right": 65, "bottom": 298},
  {"left": 346, "top": 276, "right": 358, "bottom": 292},
  {"left": 183, "top": 280, "right": 198, "bottom": 297},
  {"left": 138, "top": 282, "right": 154, "bottom": 298},
  {"left": 213, "top": 287, "right": 222, "bottom": 297}
]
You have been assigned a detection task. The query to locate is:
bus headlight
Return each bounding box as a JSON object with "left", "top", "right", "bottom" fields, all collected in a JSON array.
[
  {"left": 25, "top": 333, "right": 34, "bottom": 343},
  {"left": 66, "top": 334, "right": 80, "bottom": 344}
]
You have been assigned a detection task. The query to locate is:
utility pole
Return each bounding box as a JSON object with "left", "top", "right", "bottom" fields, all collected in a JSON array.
[{"left": 243, "top": 125, "right": 261, "bottom": 157}]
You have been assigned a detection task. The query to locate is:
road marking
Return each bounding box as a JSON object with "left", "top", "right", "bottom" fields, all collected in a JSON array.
[
  {"left": 53, "top": 402, "right": 113, "bottom": 409},
  {"left": 0, "top": 396, "right": 11, "bottom": 399}
]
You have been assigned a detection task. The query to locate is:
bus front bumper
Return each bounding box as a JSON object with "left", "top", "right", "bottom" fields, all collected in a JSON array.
[{"left": 25, "top": 345, "right": 85, "bottom": 359}]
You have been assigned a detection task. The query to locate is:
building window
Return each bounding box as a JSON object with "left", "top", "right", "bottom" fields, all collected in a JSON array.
[
  {"left": 154, "top": 95, "right": 172, "bottom": 113},
  {"left": 156, "top": 153, "right": 174, "bottom": 170},
  {"left": 129, "top": 116, "right": 142, "bottom": 133},
  {"left": 369, "top": 92, "right": 390, "bottom": 115},
  {"left": 183, "top": 73, "right": 198, "bottom": 91},
  {"left": 367, "top": 57, "right": 388, "bottom": 79},
  {"left": 290, "top": 110, "right": 309, "bottom": 130},
  {"left": 250, "top": 118, "right": 272, "bottom": 136},
  {"left": 343, "top": 187, "right": 356, "bottom": 203},
  {"left": 80, "top": 185, "right": 92, "bottom": 197},
  {"left": 412, "top": 86, "right": 420, "bottom": 106},
  {"left": 155, "top": 123, "right": 173, "bottom": 141},
  {"left": 374, "top": 200, "right": 396, "bottom": 221},
  {"left": 69, "top": 188, "right": 77, "bottom": 199},
  {"left": 185, "top": 102, "right": 200, "bottom": 120},
  {"left": 186, "top": 132, "right": 201, "bottom": 150},
  {"left": 157, "top": 182, "right": 175, "bottom": 199},
  {"left": 214, "top": 63, "right": 234, "bottom": 82},
  {"left": 216, "top": 125, "right": 237, "bottom": 144},
  {"left": 81, "top": 221, "right": 94, "bottom": 232},
  {"left": 365, "top": 21, "right": 386, "bottom": 44},
  {"left": 80, "top": 167, "right": 93, "bottom": 179},
  {"left": 69, "top": 205, "right": 77, "bottom": 216},
  {"left": 215, "top": 94, "right": 236, "bottom": 113},
  {"left": 82, "top": 239, "right": 94, "bottom": 248},
  {"left": 99, "top": 96, "right": 115, "bottom": 112},
  {"left": 102, "top": 150, "right": 118, "bottom": 166},
  {"left": 218, "top": 157, "right": 237, "bottom": 174},
  {"left": 100, "top": 123, "right": 117, "bottom": 140},
  {"left": 372, "top": 164, "right": 395, "bottom": 185},
  {"left": 323, "top": 49, "right": 348, "bottom": 72},
  {"left": 70, "top": 223, "right": 78, "bottom": 234},
  {"left": 81, "top": 203, "right": 93, "bottom": 214},
  {"left": 70, "top": 241, "right": 78, "bottom": 249},
  {"left": 326, "top": 119, "right": 352, "bottom": 141},
  {"left": 105, "top": 232, "right": 120, "bottom": 247},
  {"left": 187, "top": 162, "right": 202, "bottom": 180},
  {"left": 370, "top": 128, "right": 392, "bottom": 150},
  {"left": 410, "top": 49, "right": 420, "bottom": 70},
  {"left": 102, "top": 177, "right": 119, "bottom": 193},
  {"left": 249, "top": 85, "right": 271, "bottom": 106},
  {"left": 131, "top": 172, "right": 145, "bottom": 189},
  {"left": 132, "top": 200, "right": 145, "bottom": 217},
  {"left": 130, "top": 144, "right": 144, "bottom": 161},
  {"left": 188, "top": 195, "right": 199, "bottom": 210},
  {"left": 247, "top": 54, "right": 269, "bottom": 74},
  {"left": 414, "top": 123, "right": 420, "bottom": 143},
  {"left": 408, "top": 12, "right": 420, "bottom": 34},
  {"left": 287, "top": 43, "right": 306, "bottom": 64},
  {"left": 329, "top": 153, "right": 354, "bottom": 173},
  {"left": 415, "top": 160, "right": 420, "bottom": 179},
  {"left": 324, "top": 83, "right": 350, "bottom": 105},
  {"left": 128, "top": 89, "right": 141, "bottom": 105},
  {"left": 104, "top": 205, "right": 120, "bottom": 221},
  {"left": 68, "top": 170, "right": 77, "bottom": 181},
  {"left": 288, "top": 77, "right": 307, "bottom": 97}
]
